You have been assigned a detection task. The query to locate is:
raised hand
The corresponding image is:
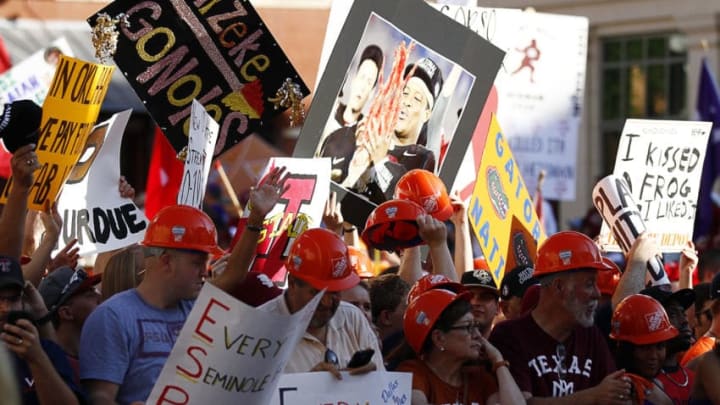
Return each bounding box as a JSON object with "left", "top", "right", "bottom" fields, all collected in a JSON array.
[
  {"left": 323, "top": 191, "right": 344, "bottom": 235},
  {"left": 248, "top": 166, "right": 289, "bottom": 224}
]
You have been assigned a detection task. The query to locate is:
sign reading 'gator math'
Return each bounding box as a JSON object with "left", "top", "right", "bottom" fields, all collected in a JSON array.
[{"left": 88, "top": 0, "right": 309, "bottom": 157}]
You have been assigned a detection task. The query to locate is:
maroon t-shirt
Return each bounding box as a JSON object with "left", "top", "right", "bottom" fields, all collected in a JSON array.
[{"left": 489, "top": 312, "right": 616, "bottom": 398}]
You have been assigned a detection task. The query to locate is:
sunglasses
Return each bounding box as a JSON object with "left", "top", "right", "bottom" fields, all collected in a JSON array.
[
  {"left": 324, "top": 348, "right": 339, "bottom": 366},
  {"left": 446, "top": 321, "right": 483, "bottom": 334}
]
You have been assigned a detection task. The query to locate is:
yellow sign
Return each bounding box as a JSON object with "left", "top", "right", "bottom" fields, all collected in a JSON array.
[
  {"left": 468, "top": 115, "right": 546, "bottom": 284},
  {"left": 1, "top": 55, "right": 114, "bottom": 210}
]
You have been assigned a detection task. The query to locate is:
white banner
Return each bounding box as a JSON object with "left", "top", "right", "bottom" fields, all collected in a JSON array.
[
  {"left": 598, "top": 119, "right": 712, "bottom": 252},
  {"left": 0, "top": 37, "right": 73, "bottom": 105},
  {"left": 54, "top": 110, "right": 147, "bottom": 256},
  {"left": 177, "top": 100, "right": 219, "bottom": 209},
  {"left": 435, "top": 6, "right": 588, "bottom": 201},
  {"left": 593, "top": 175, "right": 669, "bottom": 285},
  {"left": 269, "top": 371, "right": 412, "bottom": 405},
  {"left": 147, "top": 283, "right": 321, "bottom": 405}
]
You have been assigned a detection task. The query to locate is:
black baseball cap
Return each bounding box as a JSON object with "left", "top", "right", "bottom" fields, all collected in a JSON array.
[
  {"left": 39, "top": 267, "right": 101, "bottom": 313},
  {"left": 0, "top": 100, "right": 42, "bottom": 152},
  {"left": 500, "top": 266, "right": 538, "bottom": 301},
  {"left": 461, "top": 270, "right": 499, "bottom": 296},
  {"left": 711, "top": 273, "right": 720, "bottom": 299},
  {"left": 639, "top": 285, "right": 695, "bottom": 310},
  {"left": 0, "top": 255, "right": 24, "bottom": 290},
  {"left": 404, "top": 57, "right": 444, "bottom": 107}
]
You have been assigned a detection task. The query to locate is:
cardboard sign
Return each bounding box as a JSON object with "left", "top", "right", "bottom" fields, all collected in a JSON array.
[
  {"left": 294, "top": 0, "right": 504, "bottom": 227},
  {"left": 88, "top": 0, "right": 309, "bottom": 157},
  {"left": 216, "top": 134, "right": 286, "bottom": 198},
  {"left": 55, "top": 110, "right": 147, "bottom": 256},
  {"left": 593, "top": 175, "right": 669, "bottom": 285},
  {"left": 232, "top": 157, "right": 331, "bottom": 285},
  {"left": 598, "top": 119, "right": 711, "bottom": 252},
  {"left": 270, "top": 371, "right": 412, "bottom": 405},
  {"left": 177, "top": 100, "right": 219, "bottom": 209},
  {"left": 434, "top": 6, "right": 588, "bottom": 201},
  {"left": 147, "top": 282, "right": 321, "bottom": 405},
  {"left": 469, "top": 115, "right": 545, "bottom": 283},
  {"left": 0, "top": 55, "right": 113, "bottom": 210},
  {"left": 0, "top": 37, "right": 73, "bottom": 105}
]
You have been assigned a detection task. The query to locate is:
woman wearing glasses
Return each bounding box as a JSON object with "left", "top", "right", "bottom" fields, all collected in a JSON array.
[{"left": 396, "top": 289, "right": 525, "bottom": 405}]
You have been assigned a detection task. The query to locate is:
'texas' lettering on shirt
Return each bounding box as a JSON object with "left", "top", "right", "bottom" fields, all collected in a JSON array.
[{"left": 528, "top": 354, "right": 593, "bottom": 397}]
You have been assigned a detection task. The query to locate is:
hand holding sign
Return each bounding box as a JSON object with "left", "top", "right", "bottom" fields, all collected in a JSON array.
[{"left": 10, "top": 144, "right": 40, "bottom": 190}]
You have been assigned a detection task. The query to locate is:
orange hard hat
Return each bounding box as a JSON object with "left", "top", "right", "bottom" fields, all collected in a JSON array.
[
  {"left": 534, "top": 231, "right": 614, "bottom": 278},
  {"left": 141, "top": 205, "right": 224, "bottom": 256},
  {"left": 473, "top": 257, "right": 490, "bottom": 271},
  {"left": 394, "top": 169, "right": 452, "bottom": 221},
  {"left": 597, "top": 258, "right": 622, "bottom": 296},
  {"left": 404, "top": 289, "right": 471, "bottom": 354},
  {"left": 610, "top": 294, "right": 679, "bottom": 345},
  {"left": 407, "top": 273, "right": 465, "bottom": 304},
  {"left": 348, "top": 246, "right": 374, "bottom": 278},
  {"left": 361, "top": 199, "right": 426, "bottom": 251},
  {"left": 286, "top": 228, "right": 359, "bottom": 292}
]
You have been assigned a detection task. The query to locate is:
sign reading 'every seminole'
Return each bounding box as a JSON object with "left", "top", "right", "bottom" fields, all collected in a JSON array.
[{"left": 88, "top": 0, "right": 309, "bottom": 157}]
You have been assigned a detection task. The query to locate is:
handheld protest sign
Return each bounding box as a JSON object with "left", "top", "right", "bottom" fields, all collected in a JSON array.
[
  {"left": 435, "top": 5, "right": 588, "bottom": 201},
  {"left": 55, "top": 110, "right": 148, "bottom": 256},
  {"left": 177, "top": 100, "right": 219, "bottom": 209},
  {"left": 593, "top": 175, "right": 669, "bottom": 285},
  {"left": 0, "top": 37, "right": 74, "bottom": 106},
  {"left": 293, "top": 0, "right": 505, "bottom": 227},
  {"left": 270, "top": 371, "right": 412, "bottom": 405},
  {"left": 230, "top": 157, "right": 331, "bottom": 285},
  {"left": 597, "top": 119, "right": 711, "bottom": 252},
  {"left": 147, "top": 283, "right": 322, "bottom": 405},
  {"left": 0, "top": 55, "right": 114, "bottom": 210},
  {"left": 468, "top": 115, "right": 545, "bottom": 284},
  {"left": 88, "top": 0, "right": 309, "bottom": 157}
]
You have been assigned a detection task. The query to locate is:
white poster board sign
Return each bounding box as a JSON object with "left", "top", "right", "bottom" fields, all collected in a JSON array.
[
  {"left": 270, "top": 371, "right": 412, "bottom": 405},
  {"left": 54, "top": 110, "right": 147, "bottom": 256},
  {"left": 147, "top": 283, "right": 321, "bottom": 405},
  {"left": 598, "top": 119, "right": 711, "bottom": 252},
  {"left": 237, "top": 157, "right": 331, "bottom": 285},
  {"left": 435, "top": 6, "right": 588, "bottom": 201},
  {"left": 0, "top": 37, "right": 73, "bottom": 105},
  {"left": 177, "top": 99, "right": 219, "bottom": 209}
]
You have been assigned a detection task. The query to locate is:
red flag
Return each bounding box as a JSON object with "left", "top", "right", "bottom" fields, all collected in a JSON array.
[
  {"left": 0, "top": 34, "right": 13, "bottom": 178},
  {"left": 145, "top": 127, "right": 184, "bottom": 220}
]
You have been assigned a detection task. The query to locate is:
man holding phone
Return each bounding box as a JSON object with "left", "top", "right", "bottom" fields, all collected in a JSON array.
[{"left": 0, "top": 255, "right": 83, "bottom": 405}]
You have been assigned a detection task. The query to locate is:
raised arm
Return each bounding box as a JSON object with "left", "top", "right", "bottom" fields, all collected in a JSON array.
[
  {"left": 0, "top": 144, "right": 40, "bottom": 258},
  {"left": 212, "top": 166, "right": 288, "bottom": 292}
]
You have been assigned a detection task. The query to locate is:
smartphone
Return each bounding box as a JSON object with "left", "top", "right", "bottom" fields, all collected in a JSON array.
[
  {"left": 5, "top": 310, "right": 34, "bottom": 339},
  {"left": 347, "top": 349, "right": 375, "bottom": 368}
]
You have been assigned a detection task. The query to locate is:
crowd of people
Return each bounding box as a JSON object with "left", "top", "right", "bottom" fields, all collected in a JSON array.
[{"left": 2, "top": 142, "right": 720, "bottom": 405}]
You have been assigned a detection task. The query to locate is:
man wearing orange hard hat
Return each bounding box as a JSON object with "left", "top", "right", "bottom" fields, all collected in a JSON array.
[
  {"left": 259, "top": 227, "right": 384, "bottom": 376},
  {"left": 489, "top": 231, "right": 634, "bottom": 403},
  {"left": 80, "top": 168, "right": 287, "bottom": 405}
]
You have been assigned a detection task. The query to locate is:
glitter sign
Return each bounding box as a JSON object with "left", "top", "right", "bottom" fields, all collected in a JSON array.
[{"left": 88, "top": 0, "right": 309, "bottom": 157}]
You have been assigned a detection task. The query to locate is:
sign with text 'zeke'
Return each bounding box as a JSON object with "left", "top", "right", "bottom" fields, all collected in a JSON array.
[
  {"left": 598, "top": 119, "right": 711, "bottom": 252},
  {"left": 469, "top": 115, "right": 545, "bottom": 284},
  {"left": 88, "top": 0, "right": 309, "bottom": 157},
  {"left": 0, "top": 55, "right": 113, "bottom": 210},
  {"left": 146, "top": 283, "right": 320, "bottom": 405}
]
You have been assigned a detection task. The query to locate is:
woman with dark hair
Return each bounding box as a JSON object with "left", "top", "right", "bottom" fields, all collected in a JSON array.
[
  {"left": 610, "top": 294, "right": 676, "bottom": 404},
  {"left": 397, "top": 289, "right": 525, "bottom": 405}
]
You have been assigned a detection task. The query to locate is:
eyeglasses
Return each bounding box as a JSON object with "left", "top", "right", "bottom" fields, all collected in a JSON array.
[
  {"left": 324, "top": 348, "right": 339, "bottom": 366},
  {"left": 446, "top": 321, "right": 483, "bottom": 334},
  {"left": 0, "top": 293, "right": 22, "bottom": 305},
  {"left": 555, "top": 344, "right": 567, "bottom": 381}
]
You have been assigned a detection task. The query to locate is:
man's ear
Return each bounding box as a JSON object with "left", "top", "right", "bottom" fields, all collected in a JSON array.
[
  {"left": 57, "top": 305, "right": 73, "bottom": 322},
  {"left": 378, "top": 309, "right": 392, "bottom": 327},
  {"left": 430, "top": 329, "right": 445, "bottom": 349}
]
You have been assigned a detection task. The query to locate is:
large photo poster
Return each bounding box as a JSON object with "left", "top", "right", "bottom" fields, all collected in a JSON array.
[{"left": 295, "top": 0, "right": 505, "bottom": 226}]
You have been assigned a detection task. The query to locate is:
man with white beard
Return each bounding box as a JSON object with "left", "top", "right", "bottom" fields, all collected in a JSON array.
[{"left": 489, "top": 231, "right": 634, "bottom": 404}]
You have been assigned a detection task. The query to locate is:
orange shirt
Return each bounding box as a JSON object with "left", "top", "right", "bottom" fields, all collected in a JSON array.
[
  {"left": 396, "top": 359, "right": 498, "bottom": 405},
  {"left": 681, "top": 336, "right": 715, "bottom": 367}
]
